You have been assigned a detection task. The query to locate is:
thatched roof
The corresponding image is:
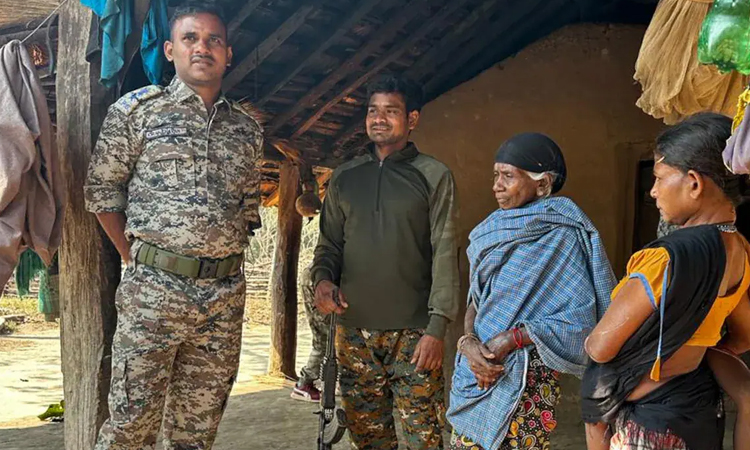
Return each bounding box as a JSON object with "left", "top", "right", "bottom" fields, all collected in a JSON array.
[{"left": 0, "top": 0, "right": 58, "bottom": 28}]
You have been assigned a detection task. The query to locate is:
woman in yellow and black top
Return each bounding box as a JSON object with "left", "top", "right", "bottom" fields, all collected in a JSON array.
[{"left": 581, "top": 113, "right": 750, "bottom": 450}]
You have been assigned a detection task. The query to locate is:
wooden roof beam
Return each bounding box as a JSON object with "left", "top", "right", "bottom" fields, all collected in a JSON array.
[
  {"left": 255, "top": 0, "right": 382, "bottom": 108},
  {"left": 328, "top": 0, "right": 500, "bottom": 151},
  {"left": 407, "top": 0, "right": 501, "bottom": 82},
  {"left": 330, "top": 111, "right": 366, "bottom": 152},
  {"left": 223, "top": 3, "right": 317, "bottom": 92},
  {"left": 265, "top": 0, "right": 432, "bottom": 135},
  {"left": 289, "top": 0, "right": 471, "bottom": 140},
  {"left": 424, "top": 0, "right": 547, "bottom": 97},
  {"left": 318, "top": 134, "right": 370, "bottom": 168},
  {"left": 451, "top": 4, "right": 579, "bottom": 91},
  {"left": 227, "top": 0, "right": 265, "bottom": 40},
  {"left": 262, "top": 140, "right": 286, "bottom": 162}
]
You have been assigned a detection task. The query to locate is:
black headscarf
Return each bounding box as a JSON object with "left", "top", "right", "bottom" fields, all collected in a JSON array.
[{"left": 494, "top": 133, "right": 567, "bottom": 193}]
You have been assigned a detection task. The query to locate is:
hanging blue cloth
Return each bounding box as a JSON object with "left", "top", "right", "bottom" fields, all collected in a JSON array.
[
  {"left": 141, "top": 0, "right": 170, "bottom": 85},
  {"left": 81, "top": 0, "right": 133, "bottom": 88}
]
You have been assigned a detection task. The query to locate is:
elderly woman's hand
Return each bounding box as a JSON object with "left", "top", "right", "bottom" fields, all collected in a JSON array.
[
  {"left": 485, "top": 332, "right": 517, "bottom": 365},
  {"left": 462, "top": 338, "right": 505, "bottom": 389}
]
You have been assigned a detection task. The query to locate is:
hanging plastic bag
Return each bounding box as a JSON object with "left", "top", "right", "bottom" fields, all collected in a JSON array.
[{"left": 698, "top": 0, "right": 750, "bottom": 74}]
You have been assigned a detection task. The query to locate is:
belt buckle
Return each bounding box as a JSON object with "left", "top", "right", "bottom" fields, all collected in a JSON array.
[{"left": 198, "top": 260, "right": 219, "bottom": 279}]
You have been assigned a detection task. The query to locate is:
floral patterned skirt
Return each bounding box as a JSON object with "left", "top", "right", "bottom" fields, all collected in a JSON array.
[{"left": 449, "top": 347, "right": 561, "bottom": 450}]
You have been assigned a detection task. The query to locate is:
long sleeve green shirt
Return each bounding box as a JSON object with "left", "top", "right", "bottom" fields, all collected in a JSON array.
[{"left": 311, "top": 143, "right": 460, "bottom": 338}]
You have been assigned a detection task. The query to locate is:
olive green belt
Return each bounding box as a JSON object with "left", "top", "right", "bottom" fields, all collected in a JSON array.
[{"left": 135, "top": 242, "right": 243, "bottom": 279}]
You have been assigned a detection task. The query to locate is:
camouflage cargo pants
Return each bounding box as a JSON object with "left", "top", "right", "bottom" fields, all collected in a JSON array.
[
  {"left": 337, "top": 326, "right": 445, "bottom": 450},
  {"left": 95, "top": 260, "right": 245, "bottom": 450}
]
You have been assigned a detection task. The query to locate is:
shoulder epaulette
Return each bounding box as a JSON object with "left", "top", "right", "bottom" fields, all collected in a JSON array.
[{"left": 113, "top": 85, "right": 164, "bottom": 116}]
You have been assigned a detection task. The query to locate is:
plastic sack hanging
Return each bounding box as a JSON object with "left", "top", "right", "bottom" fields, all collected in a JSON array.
[{"left": 698, "top": 0, "right": 750, "bottom": 74}]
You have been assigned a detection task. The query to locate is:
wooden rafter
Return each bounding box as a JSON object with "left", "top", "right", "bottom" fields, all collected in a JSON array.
[
  {"left": 321, "top": 134, "right": 370, "bottom": 167},
  {"left": 424, "top": 0, "right": 547, "bottom": 97},
  {"left": 265, "top": 0, "right": 431, "bottom": 135},
  {"left": 223, "top": 3, "right": 317, "bottom": 92},
  {"left": 328, "top": 0, "right": 500, "bottom": 154},
  {"left": 261, "top": 140, "right": 287, "bottom": 162},
  {"left": 407, "top": 0, "right": 500, "bottom": 82},
  {"left": 316, "top": 167, "right": 333, "bottom": 191},
  {"left": 255, "top": 0, "right": 382, "bottom": 107},
  {"left": 227, "top": 0, "right": 265, "bottom": 40},
  {"left": 271, "top": 138, "right": 304, "bottom": 164},
  {"left": 289, "top": 0, "right": 471, "bottom": 140},
  {"left": 451, "top": 2, "right": 577, "bottom": 91},
  {"left": 262, "top": 186, "right": 281, "bottom": 207},
  {"left": 330, "top": 111, "right": 365, "bottom": 154}
]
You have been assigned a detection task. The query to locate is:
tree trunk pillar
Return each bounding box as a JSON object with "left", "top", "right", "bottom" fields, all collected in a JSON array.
[
  {"left": 57, "top": 1, "right": 119, "bottom": 448},
  {"left": 268, "top": 160, "right": 302, "bottom": 377}
]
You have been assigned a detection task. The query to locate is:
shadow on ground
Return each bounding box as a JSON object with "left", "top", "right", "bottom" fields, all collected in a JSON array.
[
  {"left": 0, "top": 383, "right": 586, "bottom": 450},
  {"left": 0, "top": 381, "right": 738, "bottom": 450}
]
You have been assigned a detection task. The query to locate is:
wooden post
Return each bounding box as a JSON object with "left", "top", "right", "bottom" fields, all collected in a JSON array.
[
  {"left": 268, "top": 160, "right": 303, "bottom": 377},
  {"left": 57, "top": 2, "right": 119, "bottom": 449}
]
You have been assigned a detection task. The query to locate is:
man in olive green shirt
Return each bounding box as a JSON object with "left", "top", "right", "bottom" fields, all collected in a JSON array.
[{"left": 312, "top": 74, "right": 459, "bottom": 450}]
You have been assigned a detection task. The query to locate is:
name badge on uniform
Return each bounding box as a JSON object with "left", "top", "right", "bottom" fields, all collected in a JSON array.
[{"left": 145, "top": 127, "right": 189, "bottom": 141}]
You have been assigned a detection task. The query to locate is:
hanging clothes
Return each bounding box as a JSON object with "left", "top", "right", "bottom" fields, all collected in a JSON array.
[
  {"left": 0, "top": 40, "right": 63, "bottom": 296},
  {"left": 85, "top": 0, "right": 171, "bottom": 88},
  {"left": 141, "top": 0, "right": 169, "bottom": 85},
  {"left": 723, "top": 86, "right": 750, "bottom": 174},
  {"left": 81, "top": 0, "right": 133, "bottom": 88},
  {"left": 634, "top": 0, "right": 748, "bottom": 124},
  {"left": 14, "top": 248, "right": 46, "bottom": 297}
]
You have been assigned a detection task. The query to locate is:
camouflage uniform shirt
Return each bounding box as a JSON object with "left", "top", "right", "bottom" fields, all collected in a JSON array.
[{"left": 85, "top": 77, "right": 263, "bottom": 259}]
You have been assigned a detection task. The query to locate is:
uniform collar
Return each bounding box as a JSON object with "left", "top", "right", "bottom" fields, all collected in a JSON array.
[{"left": 167, "top": 76, "right": 229, "bottom": 109}]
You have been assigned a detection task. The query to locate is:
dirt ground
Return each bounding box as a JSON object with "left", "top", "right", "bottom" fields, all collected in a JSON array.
[
  {"left": 0, "top": 306, "right": 593, "bottom": 450},
  {"left": 0, "top": 297, "right": 739, "bottom": 449}
]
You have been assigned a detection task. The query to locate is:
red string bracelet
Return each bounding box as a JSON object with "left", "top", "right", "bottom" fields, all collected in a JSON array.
[{"left": 512, "top": 327, "right": 524, "bottom": 349}]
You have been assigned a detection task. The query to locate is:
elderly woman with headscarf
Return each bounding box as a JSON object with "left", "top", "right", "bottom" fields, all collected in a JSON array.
[{"left": 447, "top": 133, "right": 616, "bottom": 450}]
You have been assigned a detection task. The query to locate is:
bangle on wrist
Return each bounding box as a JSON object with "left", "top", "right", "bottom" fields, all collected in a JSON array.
[
  {"left": 512, "top": 327, "right": 524, "bottom": 349},
  {"left": 457, "top": 333, "right": 479, "bottom": 353}
]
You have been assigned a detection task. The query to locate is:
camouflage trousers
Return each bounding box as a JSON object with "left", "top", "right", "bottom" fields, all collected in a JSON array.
[
  {"left": 300, "top": 290, "right": 330, "bottom": 384},
  {"left": 95, "top": 260, "right": 245, "bottom": 450},
  {"left": 337, "top": 326, "right": 445, "bottom": 450}
]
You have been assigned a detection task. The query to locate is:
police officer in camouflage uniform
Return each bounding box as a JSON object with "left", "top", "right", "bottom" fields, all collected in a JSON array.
[
  {"left": 84, "top": 5, "right": 262, "bottom": 449},
  {"left": 313, "top": 75, "right": 460, "bottom": 450}
]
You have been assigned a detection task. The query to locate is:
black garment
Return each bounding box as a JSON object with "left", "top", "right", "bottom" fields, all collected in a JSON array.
[
  {"left": 494, "top": 132, "right": 567, "bottom": 193},
  {"left": 581, "top": 225, "right": 726, "bottom": 450}
]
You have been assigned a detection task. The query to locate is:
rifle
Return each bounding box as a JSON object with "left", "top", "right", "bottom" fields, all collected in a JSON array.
[{"left": 317, "top": 286, "right": 347, "bottom": 449}]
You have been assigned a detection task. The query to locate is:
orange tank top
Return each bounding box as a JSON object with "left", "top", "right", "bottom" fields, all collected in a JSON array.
[{"left": 612, "top": 245, "right": 750, "bottom": 348}]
